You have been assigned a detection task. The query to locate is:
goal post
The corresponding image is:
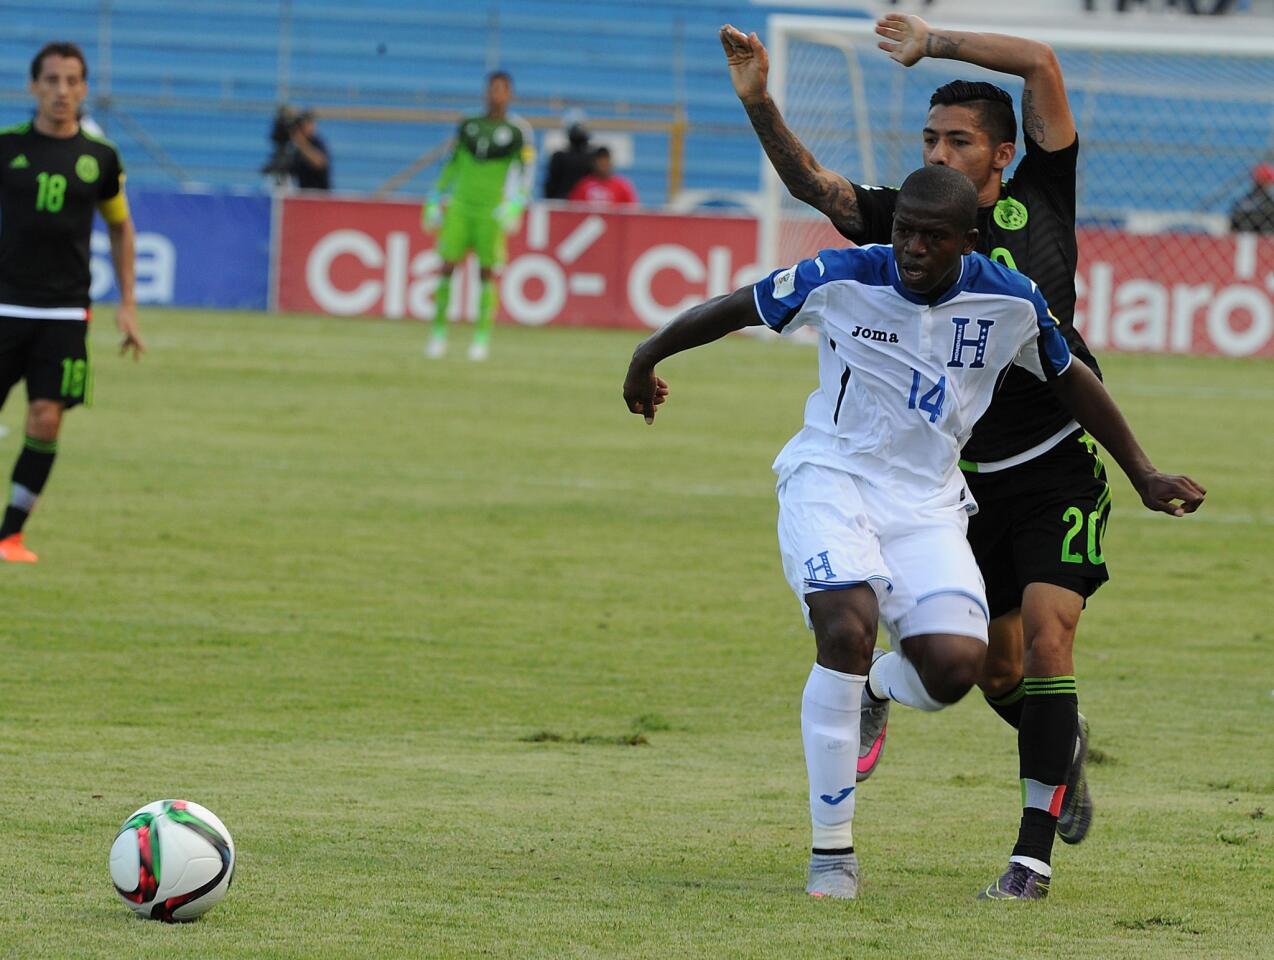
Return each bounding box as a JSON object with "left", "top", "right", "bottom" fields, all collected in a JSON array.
[{"left": 759, "top": 14, "right": 1274, "bottom": 357}]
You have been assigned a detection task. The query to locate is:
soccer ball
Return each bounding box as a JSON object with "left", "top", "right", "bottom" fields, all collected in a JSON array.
[{"left": 109, "top": 799, "right": 235, "bottom": 922}]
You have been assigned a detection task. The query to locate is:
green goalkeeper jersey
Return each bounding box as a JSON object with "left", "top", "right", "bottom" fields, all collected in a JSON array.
[{"left": 435, "top": 113, "right": 535, "bottom": 210}]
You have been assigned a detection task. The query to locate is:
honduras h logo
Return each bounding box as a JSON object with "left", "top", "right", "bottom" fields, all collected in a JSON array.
[
  {"left": 804, "top": 551, "right": 835, "bottom": 581},
  {"left": 948, "top": 316, "right": 995, "bottom": 368}
]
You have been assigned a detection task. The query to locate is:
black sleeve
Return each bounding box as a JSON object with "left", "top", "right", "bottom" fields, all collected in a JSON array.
[
  {"left": 846, "top": 183, "right": 900, "bottom": 245},
  {"left": 1013, "top": 133, "right": 1078, "bottom": 217},
  {"left": 100, "top": 145, "right": 123, "bottom": 200}
]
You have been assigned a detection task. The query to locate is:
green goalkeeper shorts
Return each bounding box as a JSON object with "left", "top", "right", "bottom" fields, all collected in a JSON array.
[{"left": 436, "top": 203, "right": 506, "bottom": 269}]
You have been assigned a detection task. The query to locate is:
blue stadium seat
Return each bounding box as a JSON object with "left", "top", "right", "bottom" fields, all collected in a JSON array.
[{"left": 0, "top": 0, "right": 1264, "bottom": 214}]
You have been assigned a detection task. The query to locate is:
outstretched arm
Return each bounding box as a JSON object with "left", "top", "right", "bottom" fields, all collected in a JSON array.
[
  {"left": 875, "top": 14, "right": 1076, "bottom": 152},
  {"left": 1050, "top": 363, "right": 1205, "bottom": 517},
  {"left": 720, "top": 24, "right": 865, "bottom": 239},
  {"left": 623, "top": 287, "right": 761, "bottom": 424}
]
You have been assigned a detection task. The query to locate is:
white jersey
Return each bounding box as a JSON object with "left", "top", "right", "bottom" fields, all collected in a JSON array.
[{"left": 753, "top": 244, "right": 1072, "bottom": 500}]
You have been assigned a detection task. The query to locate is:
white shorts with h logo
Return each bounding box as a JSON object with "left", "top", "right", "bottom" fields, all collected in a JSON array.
[{"left": 776, "top": 462, "right": 989, "bottom": 642}]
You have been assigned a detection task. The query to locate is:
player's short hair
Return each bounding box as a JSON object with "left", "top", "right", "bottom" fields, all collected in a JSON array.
[
  {"left": 593, "top": 146, "right": 611, "bottom": 159},
  {"left": 31, "top": 41, "right": 87, "bottom": 82},
  {"left": 897, "top": 164, "right": 978, "bottom": 230},
  {"left": 929, "top": 80, "right": 1016, "bottom": 147},
  {"left": 487, "top": 70, "right": 513, "bottom": 87}
]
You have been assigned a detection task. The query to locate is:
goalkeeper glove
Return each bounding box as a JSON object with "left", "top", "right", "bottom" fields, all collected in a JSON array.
[
  {"left": 494, "top": 198, "right": 526, "bottom": 233},
  {"left": 422, "top": 198, "right": 443, "bottom": 232}
]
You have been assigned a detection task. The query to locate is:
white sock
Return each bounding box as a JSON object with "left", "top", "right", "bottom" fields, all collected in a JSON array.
[
  {"left": 867, "top": 650, "right": 944, "bottom": 712},
  {"left": 1009, "top": 855, "right": 1053, "bottom": 878},
  {"left": 801, "top": 663, "right": 864, "bottom": 850}
]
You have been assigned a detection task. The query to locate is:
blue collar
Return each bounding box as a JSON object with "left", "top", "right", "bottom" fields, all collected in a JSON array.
[{"left": 889, "top": 251, "right": 968, "bottom": 307}]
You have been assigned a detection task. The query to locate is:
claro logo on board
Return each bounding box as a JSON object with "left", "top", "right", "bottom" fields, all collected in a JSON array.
[{"left": 286, "top": 203, "right": 760, "bottom": 330}]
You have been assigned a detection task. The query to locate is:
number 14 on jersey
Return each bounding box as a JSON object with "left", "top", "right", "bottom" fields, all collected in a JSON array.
[{"left": 908, "top": 369, "right": 947, "bottom": 422}]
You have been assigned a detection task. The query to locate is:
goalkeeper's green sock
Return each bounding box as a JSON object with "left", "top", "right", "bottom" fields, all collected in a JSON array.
[
  {"left": 432, "top": 274, "right": 452, "bottom": 339},
  {"left": 474, "top": 278, "right": 497, "bottom": 346}
]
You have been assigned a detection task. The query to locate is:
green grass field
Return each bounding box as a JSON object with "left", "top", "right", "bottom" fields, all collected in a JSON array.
[{"left": 0, "top": 310, "right": 1270, "bottom": 959}]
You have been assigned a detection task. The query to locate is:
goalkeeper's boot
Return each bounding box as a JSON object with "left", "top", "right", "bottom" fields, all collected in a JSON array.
[
  {"left": 1056, "top": 713, "right": 1093, "bottom": 845},
  {"left": 467, "top": 339, "right": 490, "bottom": 362},
  {"left": 806, "top": 852, "right": 859, "bottom": 899},
  {"left": 857, "top": 649, "right": 889, "bottom": 781},
  {"left": 425, "top": 333, "right": 447, "bottom": 360},
  {"left": 0, "top": 532, "right": 38, "bottom": 563}
]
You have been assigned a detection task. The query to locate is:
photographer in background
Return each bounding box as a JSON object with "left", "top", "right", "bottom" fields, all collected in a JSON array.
[
  {"left": 1230, "top": 162, "right": 1274, "bottom": 234},
  {"left": 288, "top": 110, "right": 330, "bottom": 191},
  {"left": 261, "top": 106, "right": 330, "bottom": 191},
  {"left": 544, "top": 119, "right": 592, "bottom": 199}
]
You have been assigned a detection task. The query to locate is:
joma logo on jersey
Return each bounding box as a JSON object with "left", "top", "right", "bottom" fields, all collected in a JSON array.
[
  {"left": 948, "top": 317, "right": 996, "bottom": 368},
  {"left": 850, "top": 325, "right": 899, "bottom": 343}
]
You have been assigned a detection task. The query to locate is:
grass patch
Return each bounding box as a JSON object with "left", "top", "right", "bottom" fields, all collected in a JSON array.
[{"left": 1, "top": 312, "right": 1268, "bottom": 959}]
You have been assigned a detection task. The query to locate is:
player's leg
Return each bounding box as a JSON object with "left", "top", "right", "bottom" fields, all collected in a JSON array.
[
  {"left": 980, "top": 433, "right": 1110, "bottom": 899},
  {"left": 470, "top": 214, "right": 507, "bottom": 360},
  {"left": 427, "top": 262, "right": 459, "bottom": 358},
  {"left": 979, "top": 584, "right": 1083, "bottom": 901},
  {"left": 863, "top": 500, "right": 988, "bottom": 722},
  {"left": 428, "top": 205, "right": 471, "bottom": 357},
  {"left": 777, "top": 463, "right": 889, "bottom": 899},
  {"left": 981, "top": 611, "right": 1027, "bottom": 728},
  {"left": 1, "top": 318, "right": 85, "bottom": 562},
  {"left": 803, "top": 586, "right": 878, "bottom": 899},
  {"left": 965, "top": 471, "right": 1031, "bottom": 727},
  {"left": 0, "top": 400, "right": 65, "bottom": 562}
]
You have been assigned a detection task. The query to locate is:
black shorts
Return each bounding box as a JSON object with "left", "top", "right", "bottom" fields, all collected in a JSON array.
[
  {"left": 964, "top": 429, "right": 1111, "bottom": 620},
  {"left": 0, "top": 315, "right": 91, "bottom": 411}
]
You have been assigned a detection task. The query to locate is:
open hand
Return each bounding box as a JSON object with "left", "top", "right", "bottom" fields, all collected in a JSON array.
[
  {"left": 720, "top": 24, "right": 770, "bottom": 103},
  {"left": 876, "top": 14, "right": 931, "bottom": 67},
  {"left": 1135, "top": 471, "right": 1206, "bottom": 517},
  {"left": 116, "top": 303, "right": 145, "bottom": 360}
]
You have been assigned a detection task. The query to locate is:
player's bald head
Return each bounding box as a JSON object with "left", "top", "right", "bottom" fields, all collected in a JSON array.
[{"left": 897, "top": 165, "right": 979, "bottom": 232}]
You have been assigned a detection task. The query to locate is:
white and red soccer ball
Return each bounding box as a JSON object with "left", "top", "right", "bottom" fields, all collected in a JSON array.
[{"left": 109, "top": 799, "right": 235, "bottom": 922}]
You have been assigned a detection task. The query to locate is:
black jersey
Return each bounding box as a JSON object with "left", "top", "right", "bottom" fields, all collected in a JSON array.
[
  {"left": 0, "top": 121, "right": 125, "bottom": 310},
  {"left": 847, "top": 135, "right": 1101, "bottom": 463}
]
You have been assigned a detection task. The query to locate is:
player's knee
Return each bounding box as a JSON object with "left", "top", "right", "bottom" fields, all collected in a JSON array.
[
  {"left": 945, "top": 655, "right": 984, "bottom": 698},
  {"left": 26, "top": 403, "right": 62, "bottom": 441},
  {"left": 911, "top": 637, "right": 986, "bottom": 704},
  {"left": 1023, "top": 599, "right": 1080, "bottom": 671},
  {"left": 977, "top": 651, "right": 1021, "bottom": 697},
  {"left": 1026, "top": 626, "right": 1073, "bottom": 662},
  {"left": 808, "top": 593, "right": 877, "bottom": 674}
]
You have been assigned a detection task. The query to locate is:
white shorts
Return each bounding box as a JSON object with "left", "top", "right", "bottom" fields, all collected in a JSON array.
[{"left": 776, "top": 463, "right": 988, "bottom": 642}]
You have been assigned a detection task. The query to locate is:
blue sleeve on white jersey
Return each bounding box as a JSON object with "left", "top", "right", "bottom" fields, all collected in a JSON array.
[
  {"left": 1014, "top": 283, "right": 1073, "bottom": 380},
  {"left": 752, "top": 246, "right": 886, "bottom": 334}
]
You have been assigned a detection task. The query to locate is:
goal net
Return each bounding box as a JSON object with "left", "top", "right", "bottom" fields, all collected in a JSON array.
[{"left": 761, "top": 14, "right": 1274, "bottom": 358}]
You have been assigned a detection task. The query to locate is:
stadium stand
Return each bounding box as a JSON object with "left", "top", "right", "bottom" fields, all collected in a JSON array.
[{"left": 0, "top": 1, "right": 1270, "bottom": 221}]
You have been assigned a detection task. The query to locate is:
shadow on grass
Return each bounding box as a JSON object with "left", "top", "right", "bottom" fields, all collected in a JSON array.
[
  {"left": 1114, "top": 914, "right": 1203, "bottom": 935},
  {"left": 518, "top": 713, "right": 672, "bottom": 747}
]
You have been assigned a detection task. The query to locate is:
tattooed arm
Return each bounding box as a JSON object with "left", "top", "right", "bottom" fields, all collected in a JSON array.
[
  {"left": 720, "top": 24, "right": 865, "bottom": 240},
  {"left": 876, "top": 14, "right": 1077, "bottom": 152}
]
